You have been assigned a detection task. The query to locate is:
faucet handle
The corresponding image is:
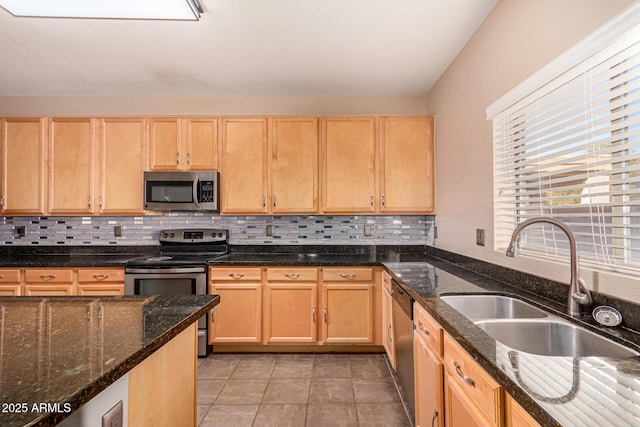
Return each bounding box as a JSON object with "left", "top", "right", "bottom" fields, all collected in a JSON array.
[{"left": 572, "top": 277, "right": 593, "bottom": 305}]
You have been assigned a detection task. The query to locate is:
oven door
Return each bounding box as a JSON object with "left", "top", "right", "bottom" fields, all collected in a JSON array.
[{"left": 125, "top": 266, "right": 208, "bottom": 356}]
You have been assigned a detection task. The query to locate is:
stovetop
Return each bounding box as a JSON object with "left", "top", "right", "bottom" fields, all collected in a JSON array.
[{"left": 126, "top": 228, "right": 228, "bottom": 268}]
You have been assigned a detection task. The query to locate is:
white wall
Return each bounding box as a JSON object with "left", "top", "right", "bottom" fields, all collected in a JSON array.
[
  {"left": 427, "top": 0, "right": 640, "bottom": 303},
  {"left": 0, "top": 95, "right": 427, "bottom": 116}
]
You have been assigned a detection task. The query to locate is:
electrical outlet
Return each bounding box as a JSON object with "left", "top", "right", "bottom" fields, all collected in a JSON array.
[
  {"left": 102, "top": 400, "right": 123, "bottom": 427},
  {"left": 364, "top": 224, "right": 372, "bottom": 236},
  {"left": 476, "top": 228, "right": 485, "bottom": 246},
  {"left": 15, "top": 226, "right": 25, "bottom": 238},
  {"left": 266, "top": 225, "right": 273, "bottom": 237},
  {"left": 114, "top": 226, "right": 122, "bottom": 237}
]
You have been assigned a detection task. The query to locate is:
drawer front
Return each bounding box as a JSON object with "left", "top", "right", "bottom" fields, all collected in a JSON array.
[
  {"left": 0, "top": 269, "right": 21, "bottom": 283},
  {"left": 25, "top": 269, "right": 74, "bottom": 283},
  {"left": 322, "top": 267, "right": 373, "bottom": 282},
  {"left": 77, "top": 268, "right": 125, "bottom": 283},
  {"left": 209, "top": 267, "right": 262, "bottom": 282},
  {"left": 266, "top": 267, "right": 317, "bottom": 282},
  {"left": 413, "top": 303, "right": 443, "bottom": 357},
  {"left": 444, "top": 334, "right": 501, "bottom": 425},
  {"left": 382, "top": 272, "right": 392, "bottom": 292}
]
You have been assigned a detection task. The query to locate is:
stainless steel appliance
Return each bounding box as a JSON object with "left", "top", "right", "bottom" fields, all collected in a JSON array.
[
  {"left": 391, "top": 279, "right": 415, "bottom": 422},
  {"left": 144, "top": 171, "right": 219, "bottom": 212},
  {"left": 125, "top": 228, "right": 228, "bottom": 356}
]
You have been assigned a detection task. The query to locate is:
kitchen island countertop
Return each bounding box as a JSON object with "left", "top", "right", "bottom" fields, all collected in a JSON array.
[{"left": 0, "top": 294, "right": 219, "bottom": 427}]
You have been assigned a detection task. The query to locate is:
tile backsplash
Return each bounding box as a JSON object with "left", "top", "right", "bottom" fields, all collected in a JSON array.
[{"left": 0, "top": 215, "right": 434, "bottom": 246}]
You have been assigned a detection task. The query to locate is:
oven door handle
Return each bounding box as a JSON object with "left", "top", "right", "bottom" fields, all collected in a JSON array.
[
  {"left": 125, "top": 267, "right": 205, "bottom": 274},
  {"left": 193, "top": 176, "right": 200, "bottom": 208}
]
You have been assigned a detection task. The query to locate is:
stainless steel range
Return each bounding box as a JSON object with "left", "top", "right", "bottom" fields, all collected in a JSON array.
[{"left": 125, "top": 228, "right": 228, "bottom": 356}]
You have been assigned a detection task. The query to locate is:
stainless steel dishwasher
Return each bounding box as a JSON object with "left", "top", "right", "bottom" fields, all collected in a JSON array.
[{"left": 391, "top": 279, "right": 415, "bottom": 421}]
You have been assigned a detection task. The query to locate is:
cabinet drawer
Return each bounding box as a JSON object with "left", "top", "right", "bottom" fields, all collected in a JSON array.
[
  {"left": 25, "top": 269, "right": 74, "bottom": 283},
  {"left": 209, "top": 267, "right": 262, "bottom": 282},
  {"left": 444, "top": 334, "right": 502, "bottom": 425},
  {"left": 414, "top": 303, "right": 443, "bottom": 357},
  {"left": 266, "top": 268, "right": 317, "bottom": 282},
  {"left": 0, "top": 269, "right": 21, "bottom": 283},
  {"left": 77, "top": 268, "right": 125, "bottom": 283},
  {"left": 322, "top": 267, "right": 373, "bottom": 282}
]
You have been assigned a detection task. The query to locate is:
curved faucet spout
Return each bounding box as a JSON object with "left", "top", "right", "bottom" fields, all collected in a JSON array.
[{"left": 506, "top": 217, "right": 592, "bottom": 317}]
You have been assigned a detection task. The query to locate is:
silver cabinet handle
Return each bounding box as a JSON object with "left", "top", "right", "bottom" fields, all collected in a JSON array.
[
  {"left": 262, "top": 196, "right": 266, "bottom": 209},
  {"left": 323, "top": 307, "right": 327, "bottom": 322},
  {"left": 370, "top": 195, "right": 374, "bottom": 207},
  {"left": 93, "top": 274, "right": 109, "bottom": 280},
  {"left": 99, "top": 196, "right": 104, "bottom": 210},
  {"left": 0, "top": 195, "right": 5, "bottom": 209},
  {"left": 229, "top": 273, "right": 245, "bottom": 279},
  {"left": 176, "top": 152, "right": 180, "bottom": 165},
  {"left": 283, "top": 273, "right": 300, "bottom": 279},
  {"left": 454, "top": 361, "right": 475, "bottom": 386},
  {"left": 340, "top": 273, "right": 356, "bottom": 279},
  {"left": 88, "top": 195, "right": 92, "bottom": 209},
  {"left": 381, "top": 194, "right": 385, "bottom": 208},
  {"left": 312, "top": 307, "right": 316, "bottom": 322},
  {"left": 40, "top": 275, "right": 57, "bottom": 280},
  {"left": 272, "top": 195, "right": 276, "bottom": 208},
  {"left": 431, "top": 410, "right": 439, "bottom": 427},
  {"left": 417, "top": 321, "right": 429, "bottom": 335},
  {"left": 186, "top": 152, "right": 191, "bottom": 166},
  {"left": 388, "top": 324, "right": 393, "bottom": 343}
]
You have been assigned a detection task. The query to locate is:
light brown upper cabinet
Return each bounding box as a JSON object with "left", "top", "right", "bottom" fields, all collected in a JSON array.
[
  {"left": 148, "top": 117, "right": 217, "bottom": 171},
  {"left": 0, "top": 118, "right": 47, "bottom": 215},
  {"left": 98, "top": 118, "right": 147, "bottom": 214},
  {"left": 321, "top": 117, "right": 377, "bottom": 213},
  {"left": 48, "top": 118, "right": 96, "bottom": 214},
  {"left": 380, "top": 115, "right": 435, "bottom": 213},
  {"left": 269, "top": 117, "right": 319, "bottom": 213},
  {"left": 220, "top": 117, "right": 269, "bottom": 214}
]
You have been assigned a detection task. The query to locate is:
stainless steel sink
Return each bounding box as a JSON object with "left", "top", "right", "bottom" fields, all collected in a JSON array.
[
  {"left": 440, "top": 294, "right": 549, "bottom": 320},
  {"left": 440, "top": 294, "right": 638, "bottom": 358},
  {"left": 475, "top": 319, "right": 638, "bottom": 358}
]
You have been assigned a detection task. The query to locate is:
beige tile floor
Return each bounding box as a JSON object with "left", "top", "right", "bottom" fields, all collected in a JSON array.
[{"left": 196, "top": 353, "right": 412, "bottom": 427}]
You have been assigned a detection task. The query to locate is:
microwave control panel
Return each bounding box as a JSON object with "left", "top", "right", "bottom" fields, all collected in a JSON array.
[{"left": 199, "top": 181, "right": 215, "bottom": 202}]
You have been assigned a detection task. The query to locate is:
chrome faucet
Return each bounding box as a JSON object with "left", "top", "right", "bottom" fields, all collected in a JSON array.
[{"left": 506, "top": 217, "right": 592, "bottom": 318}]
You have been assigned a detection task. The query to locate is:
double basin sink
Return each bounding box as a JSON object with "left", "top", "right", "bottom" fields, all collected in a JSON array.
[{"left": 440, "top": 294, "right": 638, "bottom": 358}]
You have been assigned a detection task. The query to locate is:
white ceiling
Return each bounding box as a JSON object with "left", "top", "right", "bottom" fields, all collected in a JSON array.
[{"left": 0, "top": 0, "right": 498, "bottom": 97}]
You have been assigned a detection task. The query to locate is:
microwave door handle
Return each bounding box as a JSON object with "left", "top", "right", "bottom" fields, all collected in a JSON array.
[{"left": 193, "top": 176, "right": 201, "bottom": 208}]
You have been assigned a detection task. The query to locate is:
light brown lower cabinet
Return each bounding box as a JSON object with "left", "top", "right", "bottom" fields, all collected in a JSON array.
[
  {"left": 382, "top": 271, "right": 395, "bottom": 369},
  {"left": 76, "top": 268, "right": 125, "bottom": 296},
  {"left": 414, "top": 303, "right": 444, "bottom": 427},
  {"left": 24, "top": 268, "right": 75, "bottom": 296},
  {"left": 209, "top": 267, "right": 263, "bottom": 344},
  {"left": 129, "top": 323, "right": 197, "bottom": 427},
  {"left": 208, "top": 266, "right": 380, "bottom": 347},
  {"left": 263, "top": 268, "right": 318, "bottom": 343},
  {"left": 0, "top": 269, "right": 22, "bottom": 296},
  {"left": 505, "top": 394, "right": 540, "bottom": 427}
]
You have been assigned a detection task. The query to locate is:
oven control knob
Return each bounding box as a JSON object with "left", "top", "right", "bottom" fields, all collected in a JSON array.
[
  {"left": 169, "top": 232, "right": 175, "bottom": 238},
  {"left": 162, "top": 232, "right": 168, "bottom": 238},
  {"left": 218, "top": 232, "right": 223, "bottom": 237}
]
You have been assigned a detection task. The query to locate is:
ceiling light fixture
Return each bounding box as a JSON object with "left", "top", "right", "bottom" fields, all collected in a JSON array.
[{"left": 0, "top": 0, "right": 203, "bottom": 21}]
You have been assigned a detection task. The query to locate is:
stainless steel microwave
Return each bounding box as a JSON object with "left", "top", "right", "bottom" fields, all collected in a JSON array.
[{"left": 144, "top": 171, "right": 219, "bottom": 211}]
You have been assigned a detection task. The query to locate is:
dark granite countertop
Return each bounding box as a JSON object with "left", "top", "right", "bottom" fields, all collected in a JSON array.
[
  {"left": 0, "top": 246, "right": 159, "bottom": 268},
  {"left": 0, "top": 294, "right": 219, "bottom": 427},
  {"left": 383, "top": 258, "right": 640, "bottom": 427}
]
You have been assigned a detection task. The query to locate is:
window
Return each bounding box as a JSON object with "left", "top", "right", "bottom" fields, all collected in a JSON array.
[{"left": 489, "top": 4, "right": 640, "bottom": 275}]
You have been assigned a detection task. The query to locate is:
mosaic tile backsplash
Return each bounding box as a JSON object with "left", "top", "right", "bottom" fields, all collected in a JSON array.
[{"left": 0, "top": 215, "right": 434, "bottom": 246}]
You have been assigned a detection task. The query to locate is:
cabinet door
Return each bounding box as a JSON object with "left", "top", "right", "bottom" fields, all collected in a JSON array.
[
  {"left": 48, "top": 118, "right": 96, "bottom": 214},
  {"left": 321, "top": 283, "right": 374, "bottom": 343},
  {"left": 220, "top": 118, "right": 268, "bottom": 214},
  {"left": 1, "top": 118, "right": 47, "bottom": 214},
  {"left": 382, "top": 273, "right": 395, "bottom": 369},
  {"left": 149, "top": 117, "right": 181, "bottom": 170},
  {"left": 321, "top": 117, "right": 377, "bottom": 213},
  {"left": 380, "top": 116, "right": 435, "bottom": 213},
  {"left": 98, "top": 118, "right": 146, "bottom": 214},
  {"left": 270, "top": 117, "right": 318, "bottom": 213},
  {"left": 0, "top": 269, "right": 22, "bottom": 296},
  {"left": 415, "top": 327, "right": 444, "bottom": 427},
  {"left": 184, "top": 117, "right": 217, "bottom": 170},
  {"left": 444, "top": 372, "right": 494, "bottom": 427},
  {"left": 506, "top": 394, "right": 540, "bottom": 427}
]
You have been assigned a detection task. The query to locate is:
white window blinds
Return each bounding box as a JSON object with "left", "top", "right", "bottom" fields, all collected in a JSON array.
[{"left": 490, "top": 5, "right": 640, "bottom": 274}]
